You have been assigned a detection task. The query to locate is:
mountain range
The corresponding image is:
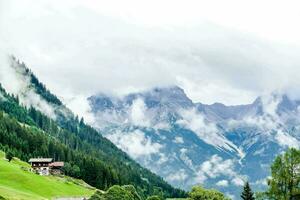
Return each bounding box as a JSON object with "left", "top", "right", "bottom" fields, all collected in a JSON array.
[
  {"left": 88, "top": 86, "right": 300, "bottom": 198},
  {"left": 0, "top": 56, "right": 186, "bottom": 199},
  {"left": 3, "top": 55, "right": 299, "bottom": 199}
]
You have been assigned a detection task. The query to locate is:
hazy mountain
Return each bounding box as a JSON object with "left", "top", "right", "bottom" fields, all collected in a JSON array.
[
  {"left": 0, "top": 57, "right": 186, "bottom": 198},
  {"left": 88, "top": 86, "right": 300, "bottom": 198}
]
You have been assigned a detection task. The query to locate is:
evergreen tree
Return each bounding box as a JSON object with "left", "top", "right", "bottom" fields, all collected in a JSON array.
[
  {"left": 241, "top": 182, "right": 255, "bottom": 200},
  {"left": 6, "top": 150, "right": 14, "bottom": 162}
]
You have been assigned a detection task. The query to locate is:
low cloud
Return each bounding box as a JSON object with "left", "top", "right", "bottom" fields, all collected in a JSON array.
[
  {"left": 130, "top": 98, "right": 151, "bottom": 127},
  {"left": 275, "top": 130, "right": 300, "bottom": 148},
  {"left": 216, "top": 180, "right": 229, "bottom": 187},
  {"left": 179, "top": 148, "right": 195, "bottom": 170},
  {"left": 166, "top": 169, "right": 188, "bottom": 182},
  {"left": 231, "top": 177, "right": 244, "bottom": 186},
  {"left": 106, "top": 130, "right": 163, "bottom": 159},
  {"left": 177, "top": 108, "right": 244, "bottom": 157},
  {"left": 253, "top": 177, "right": 268, "bottom": 186},
  {"left": 193, "top": 155, "right": 245, "bottom": 186},
  {"left": 173, "top": 136, "right": 184, "bottom": 144},
  {"left": 66, "top": 95, "right": 96, "bottom": 124},
  {"left": 227, "top": 93, "right": 300, "bottom": 149},
  {"left": 0, "top": 56, "right": 57, "bottom": 119},
  {"left": 3, "top": 0, "right": 300, "bottom": 107}
]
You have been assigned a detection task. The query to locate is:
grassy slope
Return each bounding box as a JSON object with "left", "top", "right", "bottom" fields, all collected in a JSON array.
[{"left": 0, "top": 151, "right": 94, "bottom": 200}]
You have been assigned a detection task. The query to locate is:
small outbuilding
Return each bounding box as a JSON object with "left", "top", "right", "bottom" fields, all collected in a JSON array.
[{"left": 49, "top": 161, "right": 64, "bottom": 175}]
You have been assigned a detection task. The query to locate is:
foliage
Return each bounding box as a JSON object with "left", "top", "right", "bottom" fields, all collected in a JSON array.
[
  {"left": 146, "top": 195, "right": 162, "bottom": 200},
  {"left": 89, "top": 185, "right": 141, "bottom": 200},
  {"left": 266, "top": 148, "right": 300, "bottom": 200},
  {"left": 188, "top": 186, "right": 230, "bottom": 200},
  {"left": 5, "top": 150, "right": 13, "bottom": 162},
  {"left": 241, "top": 182, "right": 255, "bottom": 200},
  {"left": 123, "top": 185, "right": 142, "bottom": 200},
  {"left": 254, "top": 192, "right": 268, "bottom": 200}
]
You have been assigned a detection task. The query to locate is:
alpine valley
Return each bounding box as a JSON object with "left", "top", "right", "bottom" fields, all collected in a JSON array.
[
  {"left": 88, "top": 86, "right": 300, "bottom": 198},
  {"left": 0, "top": 57, "right": 186, "bottom": 199},
  {"left": 2, "top": 56, "right": 300, "bottom": 199}
]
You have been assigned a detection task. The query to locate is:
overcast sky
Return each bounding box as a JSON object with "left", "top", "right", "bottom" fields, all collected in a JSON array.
[{"left": 1, "top": 0, "right": 300, "bottom": 105}]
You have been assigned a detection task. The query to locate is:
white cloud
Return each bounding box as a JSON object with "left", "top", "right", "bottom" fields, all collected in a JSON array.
[
  {"left": 179, "top": 148, "right": 195, "bottom": 170},
  {"left": 130, "top": 98, "right": 151, "bottom": 127},
  {"left": 106, "top": 130, "right": 162, "bottom": 159},
  {"left": 216, "top": 180, "right": 229, "bottom": 187},
  {"left": 275, "top": 130, "right": 300, "bottom": 148},
  {"left": 20, "top": 89, "right": 56, "bottom": 119},
  {"left": 178, "top": 108, "right": 245, "bottom": 157},
  {"left": 253, "top": 178, "right": 268, "bottom": 186},
  {"left": 228, "top": 93, "right": 300, "bottom": 149},
  {"left": 65, "top": 94, "right": 95, "bottom": 124},
  {"left": 193, "top": 155, "right": 245, "bottom": 186},
  {"left": 2, "top": 0, "right": 300, "bottom": 107},
  {"left": 231, "top": 177, "right": 244, "bottom": 186},
  {"left": 225, "top": 193, "right": 235, "bottom": 200},
  {"left": 173, "top": 136, "right": 184, "bottom": 144},
  {"left": 157, "top": 153, "right": 168, "bottom": 165},
  {"left": 166, "top": 169, "right": 188, "bottom": 182},
  {"left": 0, "top": 56, "right": 57, "bottom": 119},
  {"left": 200, "top": 155, "right": 236, "bottom": 178},
  {"left": 153, "top": 122, "right": 171, "bottom": 130}
]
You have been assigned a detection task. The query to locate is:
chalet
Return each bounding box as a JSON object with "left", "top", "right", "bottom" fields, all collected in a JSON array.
[{"left": 29, "top": 158, "right": 64, "bottom": 176}]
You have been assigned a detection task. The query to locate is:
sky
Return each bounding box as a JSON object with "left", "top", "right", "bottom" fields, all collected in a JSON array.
[{"left": 1, "top": 0, "right": 300, "bottom": 106}]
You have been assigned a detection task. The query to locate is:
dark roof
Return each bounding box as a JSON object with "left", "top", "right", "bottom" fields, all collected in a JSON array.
[{"left": 28, "top": 158, "right": 53, "bottom": 163}]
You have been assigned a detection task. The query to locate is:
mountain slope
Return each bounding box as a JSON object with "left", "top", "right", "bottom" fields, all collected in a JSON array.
[
  {"left": 0, "top": 56, "right": 186, "bottom": 199},
  {"left": 88, "top": 86, "right": 300, "bottom": 198},
  {"left": 0, "top": 151, "right": 94, "bottom": 200}
]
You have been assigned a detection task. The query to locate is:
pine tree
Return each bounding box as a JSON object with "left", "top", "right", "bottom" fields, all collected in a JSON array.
[
  {"left": 241, "top": 182, "right": 255, "bottom": 200},
  {"left": 6, "top": 150, "right": 14, "bottom": 162}
]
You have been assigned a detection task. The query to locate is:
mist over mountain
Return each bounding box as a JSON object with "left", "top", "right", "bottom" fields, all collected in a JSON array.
[
  {"left": 88, "top": 86, "right": 300, "bottom": 198},
  {"left": 0, "top": 56, "right": 187, "bottom": 199},
  {"left": 2, "top": 55, "right": 300, "bottom": 198}
]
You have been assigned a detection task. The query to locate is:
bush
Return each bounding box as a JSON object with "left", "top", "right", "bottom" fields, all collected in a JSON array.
[
  {"left": 146, "top": 195, "right": 162, "bottom": 200},
  {"left": 189, "top": 186, "right": 230, "bottom": 200},
  {"left": 123, "top": 185, "right": 142, "bottom": 200},
  {"left": 0, "top": 195, "right": 6, "bottom": 200},
  {"left": 5, "top": 151, "right": 13, "bottom": 162},
  {"left": 89, "top": 190, "right": 105, "bottom": 200},
  {"left": 89, "top": 185, "right": 137, "bottom": 200}
]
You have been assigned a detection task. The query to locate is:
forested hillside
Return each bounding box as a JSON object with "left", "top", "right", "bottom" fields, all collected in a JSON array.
[{"left": 0, "top": 57, "right": 186, "bottom": 199}]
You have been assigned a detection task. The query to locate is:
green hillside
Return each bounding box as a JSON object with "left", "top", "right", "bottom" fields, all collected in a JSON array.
[
  {"left": 0, "top": 151, "right": 94, "bottom": 200},
  {"left": 0, "top": 57, "right": 186, "bottom": 199}
]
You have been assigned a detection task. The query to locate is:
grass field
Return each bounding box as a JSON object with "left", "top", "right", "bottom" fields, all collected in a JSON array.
[{"left": 0, "top": 151, "right": 95, "bottom": 200}]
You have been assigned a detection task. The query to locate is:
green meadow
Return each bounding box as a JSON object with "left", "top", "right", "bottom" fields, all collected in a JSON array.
[{"left": 0, "top": 151, "right": 94, "bottom": 200}]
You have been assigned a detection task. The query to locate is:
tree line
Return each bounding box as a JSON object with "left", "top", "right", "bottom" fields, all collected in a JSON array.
[{"left": 0, "top": 82, "right": 186, "bottom": 199}]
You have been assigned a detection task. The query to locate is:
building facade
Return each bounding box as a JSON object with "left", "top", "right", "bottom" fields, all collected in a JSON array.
[{"left": 29, "top": 158, "right": 64, "bottom": 176}]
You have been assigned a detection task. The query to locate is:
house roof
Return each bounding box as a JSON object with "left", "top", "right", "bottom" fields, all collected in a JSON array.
[
  {"left": 49, "top": 162, "right": 64, "bottom": 167},
  {"left": 28, "top": 158, "right": 53, "bottom": 163}
]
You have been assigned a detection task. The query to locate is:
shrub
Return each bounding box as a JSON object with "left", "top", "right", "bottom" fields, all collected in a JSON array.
[
  {"left": 5, "top": 151, "right": 13, "bottom": 162},
  {"left": 146, "top": 195, "right": 162, "bottom": 200}
]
